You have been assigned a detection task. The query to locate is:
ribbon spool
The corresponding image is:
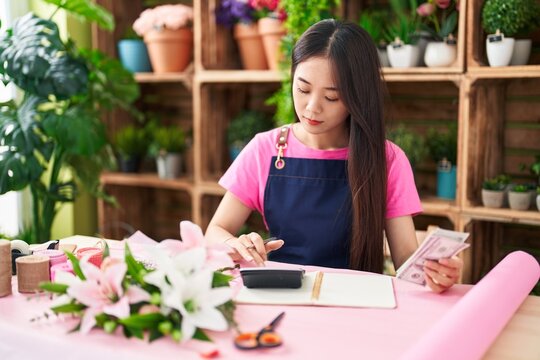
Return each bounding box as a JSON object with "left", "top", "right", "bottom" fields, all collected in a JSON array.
[
  {"left": 76, "top": 247, "right": 103, "bottom": 267},
  {"left": 50, "top": 262, "right": 74, "bottom": 282},
  {"left": 0, "top": 240, "right": 12, "bottom": 297},
  {"left": 16, "top": 255, "right": 50, "bottom": 293},
  {"left": 33, "top": 249, "right": 68, "bottom": 267}
]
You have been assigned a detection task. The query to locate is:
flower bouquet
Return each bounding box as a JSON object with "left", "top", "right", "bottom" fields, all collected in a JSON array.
[
  {"left": 133, "top": 4, "right": 194, "bottom": 73},
  {"left": 40, "top": 221, "right": 236, "bottom": 343}
]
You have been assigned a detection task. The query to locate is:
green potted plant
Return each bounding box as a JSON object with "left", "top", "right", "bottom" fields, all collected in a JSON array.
[
  {"left": 481, "top": 174, "right": 510, "bottom": 208},
  {"left": 114, "top": 125, "right": 149, "bottom": 173},
  {"left": 0, "top": 0, "right": 139, "bottom": 243},
  {"left": 426, "top": 124, "right": 457, "bottom": 199},
  {"left": 387, "top": 124, "right": 428, "bottom": 170},
  {"left": 482, "top": 0, "right": 540, "bottom": 66},
  {"left": 508, "top": 184, "right": 531, "bottom": 210},
  {"left": 151, "top": 126, "right": 186, "bottom": 179},
  {"left": 386, "top": 0, "right": 421, "bottom": 68},
  {"left": 359, "top": 9, "right": 392, "bottom": 67},
  {"left": 227, "top": 110, "right": 273, "bottom": 160}
]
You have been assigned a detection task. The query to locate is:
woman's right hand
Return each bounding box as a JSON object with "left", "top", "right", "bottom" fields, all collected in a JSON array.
[{"left": 225, "top": 232, "right": 284, "bottom": 266}]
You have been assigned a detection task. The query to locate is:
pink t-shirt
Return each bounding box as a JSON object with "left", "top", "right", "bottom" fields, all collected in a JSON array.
[{"left": 219, "top": 127, "right": 423, "bottom": 226}]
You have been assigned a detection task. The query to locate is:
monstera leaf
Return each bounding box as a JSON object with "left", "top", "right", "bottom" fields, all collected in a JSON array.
[
  {"left": 0, "top": 13, "right": 88, "bottom": 98},
  {"left": 0, "top": 97, "right": 52, "bottom": 194},
  {"left": 43, "top": 0, "right": 114, "bottom": 31},
  {"left": 41, "top": 105, "right": 106, "bottom": 156}
]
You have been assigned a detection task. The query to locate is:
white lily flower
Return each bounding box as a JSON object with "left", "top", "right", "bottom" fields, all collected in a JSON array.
[{"left": 162, "top": 269, "right": 232, "bottom": 342}]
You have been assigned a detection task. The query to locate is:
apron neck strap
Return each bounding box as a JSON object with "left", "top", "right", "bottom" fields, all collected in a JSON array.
[{"left": 274, "top": 125, "right": 290, "bottom": 170}]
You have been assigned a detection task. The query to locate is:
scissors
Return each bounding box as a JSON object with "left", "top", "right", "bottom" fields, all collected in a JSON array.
[{"left": 234, "top": 312, "right": 285, "bottom": 350}]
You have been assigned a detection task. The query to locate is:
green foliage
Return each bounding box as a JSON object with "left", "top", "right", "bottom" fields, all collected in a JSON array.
[
  {"left": 482, "top": 0, "right": 540, "bottom": 36},
  {"left": 359, "top": 9, "right": 392, "bottom": 46},
  {"left": 227, "top": 110, "right": 273, "bottom": 145},
  {"left": 482, "top": 174, "right": 511, "bottom": 191},
  {"left": 426, "top": 123, "right": 457, "bottom": 165},
  {"left": 386, "top": 0, "right": 420, "bottom": 44},
  {"left": 530, "top": 154, "right": 540, "bottom": 181},
  {"left": 511, "top": 184, "right": 529, "bottom": 193},
  {"left": 115, "top": 126, "right": 149, "bottom": 157},
  {"left": 266, "top": 0, "right": 340, "bottom": 125},
  {"left": 387, "top": 124, "right": 427, "bottom": 168},
  {"left": 151, "top": 126, "right": 186, "bottom": 154},
  {"left": 0, "top": 2, "right": 139, "bottom": 243}
]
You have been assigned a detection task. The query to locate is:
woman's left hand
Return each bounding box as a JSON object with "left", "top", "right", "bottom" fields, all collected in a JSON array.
[{"left": 423, "top": 256, "right": 463, "bottom": 293}]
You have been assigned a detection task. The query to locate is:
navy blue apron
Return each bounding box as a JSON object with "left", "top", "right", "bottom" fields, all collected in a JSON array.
[{"left": 264, "top": 126, "right": 352, "bottom": 268}]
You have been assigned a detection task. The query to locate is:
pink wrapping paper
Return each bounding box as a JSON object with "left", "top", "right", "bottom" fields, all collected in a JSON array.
[{"left": 401, "top": 251, "right": 540, "bottom": 360}]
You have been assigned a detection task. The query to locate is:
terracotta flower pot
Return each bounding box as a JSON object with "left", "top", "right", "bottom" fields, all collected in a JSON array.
[
  {"left": 144, "top": 28, "right": 193, "bottom": 73},
  {"left": 233, "top": 23, "right": 268, "bottom": 70},
  {"left": 258, "top": 18, "right": 286, "bottom": 71}
]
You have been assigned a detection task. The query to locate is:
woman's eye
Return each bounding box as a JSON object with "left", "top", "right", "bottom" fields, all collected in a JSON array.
[
  {"left": 325, "top": 97, "right": 339, "bottom": 102},
  {"left": 297, "top": 87, "right": 308, "bottom": 94}
]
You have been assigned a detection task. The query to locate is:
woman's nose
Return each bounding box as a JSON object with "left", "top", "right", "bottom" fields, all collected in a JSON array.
[{"left": 306, "top": 96, "right": 322, "bottom": 114}]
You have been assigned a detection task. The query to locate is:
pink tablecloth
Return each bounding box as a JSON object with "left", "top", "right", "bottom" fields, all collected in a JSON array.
[{"left": 0, "top": 252, "right": 537, "bottom": 360}]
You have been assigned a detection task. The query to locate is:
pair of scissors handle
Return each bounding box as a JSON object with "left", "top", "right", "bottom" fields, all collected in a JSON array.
[{"left": 234, "top": 312, "right": 285, "bottom": 350}]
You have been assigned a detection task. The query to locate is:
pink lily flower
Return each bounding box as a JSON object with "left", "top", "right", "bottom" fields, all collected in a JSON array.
[
  {"left": 66, "top": 260, "right": 150, "bottom": 334},
  {"left": 417, "top": 3, "right": 435, "bottom": 17},
  {"left": 157, "top": 221, "right": 234, "bottom": 271}
]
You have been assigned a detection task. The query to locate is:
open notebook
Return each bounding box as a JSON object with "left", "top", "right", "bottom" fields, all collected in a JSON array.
[{"left": 236, "top": 271, "right": 396, "bottom": 309}]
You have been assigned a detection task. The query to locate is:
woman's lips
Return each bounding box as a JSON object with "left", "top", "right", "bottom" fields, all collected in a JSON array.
[{"left": 305, "top": 117, "right": 322, "bottom": 126}]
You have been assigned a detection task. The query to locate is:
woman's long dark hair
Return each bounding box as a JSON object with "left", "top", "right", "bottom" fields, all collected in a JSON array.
[{"left": 291, "top": 19, "right": 387, "bottom": 273}]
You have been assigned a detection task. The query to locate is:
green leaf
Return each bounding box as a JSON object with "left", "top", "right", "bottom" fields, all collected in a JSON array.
[
  {"left": 39, "top": 282, "right": 68, "bottom": 294},
  {"left": 149, "top": 328, "right": 165, "bottom": 342},
  {"left": 125, "top": 243, "right": 145, "bottom": 282},
  {"left": 51, "top": 302, "right": 86, "bottom": 313},
  {"left": 0, "top": 96, "right": 50, "bottom": 194},
  {"left": 65, "top": 251, "right": 86, "bottom": 280},
  {"left": 212, "top": 272, "right": 233, "bottom": 288},
  {"left": 102, "top": 241, "right": 110, "bottom": 260},
  {"left": 124, "top": 326, "right": 145, "bottom": 339},
  {"left": 119, "top": 313, "right": 165, "bottom": 329},
  {"left": 42, "top": 105, "right": 106, "bottom": 156},
  {"left": 193, "top": 328, "right": 211, "bottom": 342},
  {"left": 42, "top": 0, "right": 115, "bottom": 31}
]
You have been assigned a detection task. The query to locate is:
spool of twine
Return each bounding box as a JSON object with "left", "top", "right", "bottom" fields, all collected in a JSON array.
[
  {"left": 0, "top": 240, "right": 12, "bottom": 297},
  {"left": 16, "top": 255, "right": 50, "bottom": 293}
]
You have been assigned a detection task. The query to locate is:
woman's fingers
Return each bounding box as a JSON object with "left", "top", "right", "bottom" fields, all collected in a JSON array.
[
  {"left": 247, "top": 232, "right": 267, "bottom": 261},
  {"left": 226, "top": 234, "right": 267, "bottom": 266},
  {"left": 425, "top": 273, "right": 445, "bottom": 293},
  {"left": 424, "top": 267, "right": 454, "bottom": 287},
  {"left": 265, "top": 240, "right": 284, "bottom": 253},
  {"left": 423, "top": 256, "right": 464, "bottom": 293}
]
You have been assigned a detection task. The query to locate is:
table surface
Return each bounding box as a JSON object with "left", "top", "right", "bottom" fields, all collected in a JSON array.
[{"left": 0, "top": 236, "right": 538, "bottom": 360}]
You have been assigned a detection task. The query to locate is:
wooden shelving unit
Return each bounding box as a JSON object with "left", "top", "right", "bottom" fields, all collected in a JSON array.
[{"left": 94, "top": 0, "right": 540, "bottom": 283}]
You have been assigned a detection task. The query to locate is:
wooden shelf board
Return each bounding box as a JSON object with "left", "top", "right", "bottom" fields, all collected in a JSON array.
[
  {"left": 196, "top": 70, "right": 284, "bottom": 83},
  {"left": 462, "top": 206, "right": 540, "bottom": 226},
  {"left": 101, "top": 172, "right": 193, "bottom": 192},
  {"left": 420, "top": 196, "right": 458, "bottom": 217},
  {"left": 467, "top": 65, "right": 540, "bottom": 80},
  {"left": 134, "top": 72, "right": 189, "bottom": 83}
]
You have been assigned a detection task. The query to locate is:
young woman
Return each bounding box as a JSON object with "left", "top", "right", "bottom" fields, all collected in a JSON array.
[{"left": 206, "top": 19, "right": 462, "bottom": 293}]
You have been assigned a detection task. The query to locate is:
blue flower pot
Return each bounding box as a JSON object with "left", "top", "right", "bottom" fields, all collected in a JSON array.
[
  {"left": 437, "top": 161, "right": 456, "bottom": 200},
  {"left": 229, "top": 143, "right": 245, "bottom": 161},
  {"left": 117, "top": 39, "right": 152, "bottom": 73}
]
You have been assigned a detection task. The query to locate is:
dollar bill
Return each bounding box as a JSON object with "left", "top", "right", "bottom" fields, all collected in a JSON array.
[{"left": 396, "top": 229, "right": 470, "bottom": 286}]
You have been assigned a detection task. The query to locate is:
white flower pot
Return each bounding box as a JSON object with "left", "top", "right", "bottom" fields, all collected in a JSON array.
[
  {"left": 424, "top": 42, "right": 457, "bottom": 68},
  {"left": 377, "top": 48, "right": 390, "bottom": 67},
  {"left": 481, "top": 189, "right": 505, "bottom": 208},
  {"left": 486, "top": 36, "right": 515, "bottom": 67},
  {"left": 387, "top": 44, "right": 420, "bottom": 68},
  {"left": 510, "top": 39, "right": 532, "bottom": 66},
  {"left": 157, "top": 153, "right": 182, "bottom": 179},
  {"left": 508, "top": 191, "right": 531, "bottom": 211}
]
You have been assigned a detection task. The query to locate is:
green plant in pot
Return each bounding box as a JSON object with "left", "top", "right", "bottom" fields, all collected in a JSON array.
[
  {"left": 508, "top": 184, "right": 531, "bottom": 211},
  {"left": 482, "top": 0, "right": 540, "bottom": 66},
  {"left": 114, "top": 125, "right": 149, "bottom": 173},
  {"left": 0, "top": 0, "right": 139, "bottom": 243},
  {"left": 387, "top": 124, "right": 428, "bottom": 170},
  {"left": 359, "top": 9, "right": 392, "bottom": 67},
  {"left": 151, "top": 126, "right": 186, "bottom": 179},
  {"left": 481, "top": 174, "right": 511, "bottom": 208},
  {"left": 117, "top": 28, "right": 152, "bottom": 73},
  {"left": 426, "top": 123, "right": 457, "bottom": 199},
  {"left": 227, "top": 110, "right": 273, "bottom": 160},
  {"left": 385, "top": 0, "right": 422, "bottom": 68}
]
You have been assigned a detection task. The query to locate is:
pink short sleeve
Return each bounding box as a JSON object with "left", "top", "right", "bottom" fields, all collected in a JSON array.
[
  {"left": 386, "top": 142, "right": 423, "bottom": 219},
  {"left": 218, "top": 133, "right": 268, "bottom": 212}
]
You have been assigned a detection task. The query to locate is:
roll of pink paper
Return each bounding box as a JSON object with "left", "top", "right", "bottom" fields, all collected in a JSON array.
[
  {"left": 401, "top": 251, "right": 540, "bottom": 360},
  {"left": 50, "top": 262, "right": 74, "bottom": 282}
]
